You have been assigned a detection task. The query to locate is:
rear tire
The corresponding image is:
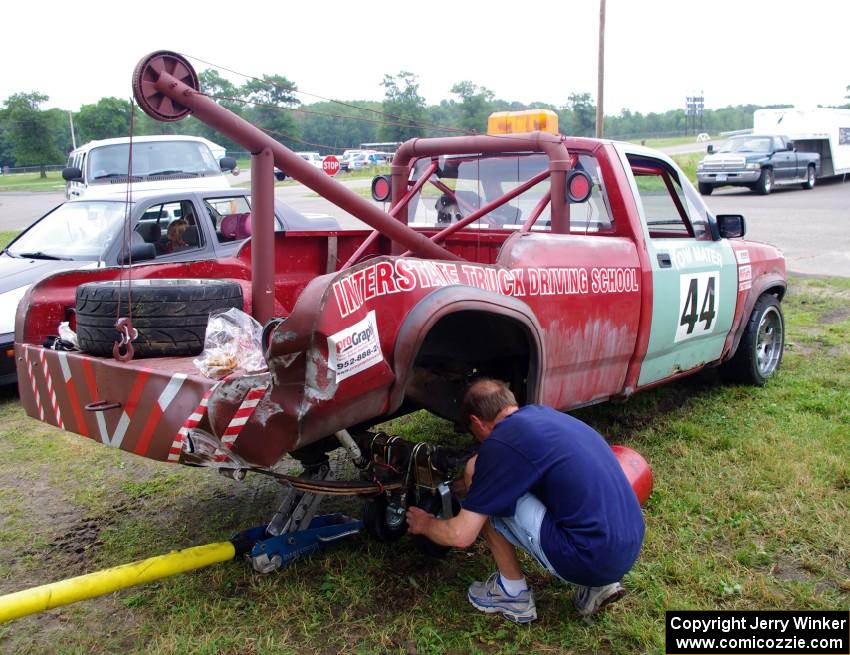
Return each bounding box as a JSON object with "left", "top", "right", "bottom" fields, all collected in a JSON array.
[
  {"left": 698, "top": 182, "right": 714, "bottom": 196},
  {"left": 801, "top": 165, "right": 816, "bottom": 190},
  {"left": 754, "top": 168, "right": 773, "bottom": 195},
  {"left": 76, "top": 279, "right": 243, "bottom": 358},
  {"left": 721, "top": 294, "right": 784, "bottom": 385}
]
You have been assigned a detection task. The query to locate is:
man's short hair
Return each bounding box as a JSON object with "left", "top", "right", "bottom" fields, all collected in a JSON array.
[{"left": 461, "top": 378, "right": 518, "bottom": 426}]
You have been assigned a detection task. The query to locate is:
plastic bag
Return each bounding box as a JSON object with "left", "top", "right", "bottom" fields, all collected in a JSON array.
[
  {"left": 193, "top": 308, "right": 267, "bottom": 379},
  {"left": 58, "top": 321, "right": 80, "bottom": 350}
]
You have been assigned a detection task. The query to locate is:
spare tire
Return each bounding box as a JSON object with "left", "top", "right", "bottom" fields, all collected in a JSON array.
[{"left": 76, "top": 279, "right": 243, "bottom": 358}]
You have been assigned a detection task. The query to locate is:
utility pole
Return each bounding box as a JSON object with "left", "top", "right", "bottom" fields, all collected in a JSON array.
[
  {"left": 596, "top": 0, "right": 606, "bottom": 138},
  {"left": 68, "top": 111, "right": 77, "bottom": 150}
]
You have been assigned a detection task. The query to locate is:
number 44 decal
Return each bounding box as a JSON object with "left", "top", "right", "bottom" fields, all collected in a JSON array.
[{"left": 675, "top": 271, "right": 719, "bottom": 342}]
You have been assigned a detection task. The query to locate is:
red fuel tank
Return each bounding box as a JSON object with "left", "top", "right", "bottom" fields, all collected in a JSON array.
[{"left": 611, "top": 445, "right": 653, "bottom": 506}]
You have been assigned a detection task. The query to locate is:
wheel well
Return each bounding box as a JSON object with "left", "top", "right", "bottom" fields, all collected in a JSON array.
[
  {"left": 403, "top": 311, "right": 538, "bottom": 424},
  {"left": 724, "top": 283, "right": 786, "bottom": 362},
  {"left": 763, "top": 284, "right": 786, "bottom": 302}
]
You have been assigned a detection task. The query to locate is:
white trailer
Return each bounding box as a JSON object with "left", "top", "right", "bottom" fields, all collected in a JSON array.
[{"left": 754, "top": 108, "right": 850, "bottom": 178}]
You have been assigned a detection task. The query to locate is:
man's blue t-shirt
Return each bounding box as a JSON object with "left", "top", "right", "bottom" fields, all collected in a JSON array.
[{"left": 463, "top": 405, "right": 645, "bottom": 586}]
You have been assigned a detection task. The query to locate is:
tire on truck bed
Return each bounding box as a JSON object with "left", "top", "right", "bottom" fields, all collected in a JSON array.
[{"left": 76, "top": 279, "right": 243, "bottom": 358}]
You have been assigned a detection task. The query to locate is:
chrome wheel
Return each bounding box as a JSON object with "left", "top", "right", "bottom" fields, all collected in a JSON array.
[
  {"left": 721, "top": 294, "right": 784, "bottom": 385},
  {"left": 756, "top": 306, "right": 783, "bottom": 378},
  {"left": 755, "top": 168, "right": 774, "bottom": 195},
  {"left": 803, "top": 166, "right": 816, "bottom": 190}
]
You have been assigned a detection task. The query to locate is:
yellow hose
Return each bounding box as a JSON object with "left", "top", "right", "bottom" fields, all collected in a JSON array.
[{"left": 0, "top": 541, "right": 235, "bottom": 623}]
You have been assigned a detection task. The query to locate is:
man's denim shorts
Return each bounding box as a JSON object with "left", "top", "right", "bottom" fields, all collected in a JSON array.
[{"left": 490, "top": 492, "right": 563, "bottom": 580}]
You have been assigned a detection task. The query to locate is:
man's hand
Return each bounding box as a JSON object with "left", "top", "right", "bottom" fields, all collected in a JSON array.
[
  {"left": 404, "top": 507, "right": 488, "bottom": 548},
  {"left": 405, "top": 506, "right": 434, "bottom": 535}
]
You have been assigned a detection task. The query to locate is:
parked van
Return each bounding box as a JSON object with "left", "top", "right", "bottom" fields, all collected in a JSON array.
[{"left": 62, "top": 135, "right": 237, "bottom": 199}]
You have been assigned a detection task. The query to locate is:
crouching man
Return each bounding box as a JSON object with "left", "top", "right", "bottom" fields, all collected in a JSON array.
[{"left": 405, "top": 379, "right": 645, "bottom": 623}]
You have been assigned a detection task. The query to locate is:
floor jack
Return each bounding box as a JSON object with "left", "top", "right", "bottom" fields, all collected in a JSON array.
[{"left": 231, "top": 462, "right": 363, "bottom": 574}]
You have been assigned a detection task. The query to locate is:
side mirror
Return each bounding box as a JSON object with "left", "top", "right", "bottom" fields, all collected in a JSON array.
[
  {"left": 786, "top": 141, "right": 795, "bottom": 151},
  {"left": 717, "top": 214, "right": 746, "bottom": 239},
  {"left": 121, "top": 243, "right": 156, "bottom": 264},
  {"left": 219, "top": 156, "right": 237, "bottom": 172},
  {"left": 706, "top": 145, "right": 715, "bottom": 154},
  {"left": 62, "top": 167, "right": 83, "bottom": 182}
]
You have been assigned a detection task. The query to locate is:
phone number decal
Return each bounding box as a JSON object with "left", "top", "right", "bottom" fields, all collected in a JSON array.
[{"left": 327, "top": 310, "right": 383, "bottom": 382}]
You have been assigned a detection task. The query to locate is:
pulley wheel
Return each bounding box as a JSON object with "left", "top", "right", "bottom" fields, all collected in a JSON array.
[{"left": 132, "top": 50, "right": 199, "bottom": 122}]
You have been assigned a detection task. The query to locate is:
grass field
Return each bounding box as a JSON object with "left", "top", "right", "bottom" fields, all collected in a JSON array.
[
  {"left": 0, "top": 276, "right": 847, "bottom": 654},
  {"left": 0, "top": 172, "right": 66, "bottom": 193},
  {"left": 0, "top": 231, "right": 19, "bottom": 248},
  {"left": 626, "top": 136, "right": 705, "bottom": 149},
  {"left": 670, "top": 153, "right": 702, "bottom": 185}
]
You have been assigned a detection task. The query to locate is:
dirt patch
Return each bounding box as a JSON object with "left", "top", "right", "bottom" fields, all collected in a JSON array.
[
  {"left": 47, "top": 518, "right": 106, "bottom": 561},
  {"left": 771, "top": 558, "right": 814, "bottom": 584},
  {"left": 0, "top": 476, "right": 87, "bottom": 578},
  {"left": 770, "top": 556, "right": 836, "bottom": 596},
  {"left": 784, "top": 341, "right": 820, "bottom": 357},
  {"left": 820, "top": 305, "right": 850, "bottom": 324}
]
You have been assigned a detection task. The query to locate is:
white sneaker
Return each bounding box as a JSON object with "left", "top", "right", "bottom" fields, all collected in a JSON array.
[
  {"left": 468, "top": 572, "right": 538, "bottom": 623},
  {"left": 574, "top": 581, "right": 626, "bottom": 616}
]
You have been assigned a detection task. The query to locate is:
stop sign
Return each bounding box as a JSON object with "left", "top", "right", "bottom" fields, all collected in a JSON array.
[{"left": 322, "top": 155, "right": 340, "bottom": 176}]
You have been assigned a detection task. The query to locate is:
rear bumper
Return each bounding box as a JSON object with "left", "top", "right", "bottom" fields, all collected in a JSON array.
[{"left": 15, "top": 344, "right": 216, "bottom": 462}]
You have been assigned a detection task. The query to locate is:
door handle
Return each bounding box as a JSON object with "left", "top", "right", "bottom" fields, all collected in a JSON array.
[{"left": 657, "top": 253, "right": 672, "bottom": 268}]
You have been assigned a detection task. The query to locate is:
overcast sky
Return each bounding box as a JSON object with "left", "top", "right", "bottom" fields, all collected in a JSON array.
[{"left": 4, "top": 0, "right": 848, "bottom": 116}]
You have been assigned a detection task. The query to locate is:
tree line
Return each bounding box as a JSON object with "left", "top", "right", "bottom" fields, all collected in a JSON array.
[{"left": 3, "top": 71, "right": 848, "bottom": 172}]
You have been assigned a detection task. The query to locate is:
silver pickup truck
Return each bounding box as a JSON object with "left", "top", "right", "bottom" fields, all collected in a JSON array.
[{"left": 696, "top": 134, "right": 820, "bottom": 195}]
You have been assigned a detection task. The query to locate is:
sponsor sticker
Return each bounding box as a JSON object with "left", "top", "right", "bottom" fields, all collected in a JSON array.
[
  {"left": 671, "top": 246, "right": 724, "bottom": 270},
  {"left": 735, "top": 249, "right": 751, "bottom": 264},
  {"left": 327, "top": 310, "right": 383, "bottom": 382}
]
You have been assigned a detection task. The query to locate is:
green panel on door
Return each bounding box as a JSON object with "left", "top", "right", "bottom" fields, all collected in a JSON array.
[{"left": 639, "top": 239, "right": 737, "bottom": 385}]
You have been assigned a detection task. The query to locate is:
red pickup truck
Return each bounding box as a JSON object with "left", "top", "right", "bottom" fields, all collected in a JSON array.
[{"left": 15, "top": 52, "right": 785, "bottom": 542}]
